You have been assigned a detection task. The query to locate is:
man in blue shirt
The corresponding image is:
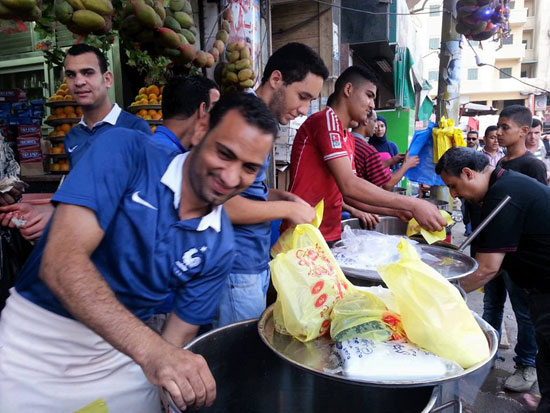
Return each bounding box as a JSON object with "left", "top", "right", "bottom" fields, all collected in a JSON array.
[
  {"left": 214, "top": 43, "right": 330, "bottom": 327},
  {"left": 152, "top": 75, "right": 220, "bottom": 153},
  {"left": 0, "top": 93, "right": 278, "bottom": 412},
  {"left": 0, "top": 44, "right": 150, "bottom": 242}
]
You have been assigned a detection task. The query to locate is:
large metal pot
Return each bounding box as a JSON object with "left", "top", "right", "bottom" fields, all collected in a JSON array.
[
  {"left": 169, "top": 320, "right": 439, "bottom": 413},
  {"left": 342, "top": 216, "right": 408, "bottom": 236}
]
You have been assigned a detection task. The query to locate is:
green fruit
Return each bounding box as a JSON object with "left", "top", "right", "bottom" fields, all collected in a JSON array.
[
  {"left": 239, "top": 79, "right": 254, "bottom": 88},
  {"left": 180, "top": 28, "right": 195, "bottom": 43},
  {"left": 178, "top": 43, "right": 196, "bottom": 63},
  {"left": 226, "top": 41, "right": 237, "bottom": 52},
  {"left": 72, "top": 9, "right": 105, "bottom": 31},
  {"left": 1, "top": 0, "right": 35, "bottom": 11},
  {"left": 221, "top": 20, "right": 230, "bottom": 32},
  {"left": 225, "top": 72, "right": 238, "bottom": 83},
  {"left": 133, "top": 0, "right": 162, "bottom": 28},
  {"left": 152, "top": 0, "right": 165, "bottom": 21},
  {"left": 164, "top": 15, "right": 181, "bottom": 31},
  {"left": 66, "top": 0, "right": 85, "bottom": 10},
  {"left": 238, "top": 68, "right": 252, "bottom": 82},
  {"left": 205, "top": 53, "right": 215, "bottom": 68},
  {"left": 188, "top": 25, "right": 196, "bottom": 35},
  {"left": 235, "top": 58, "right": 251, "bottom": 71},
  {"left": 182, "top": 0, "right": 191, "bottom": 14},
  {"left": 162, "top": 47, "right": 181, "bottom": 58},
  {"left": 226, "top": 63, "right": 236, "bottom": 72},
  {"left": 174, "top": 11, "right": 192, "bottom": 28},
  {"left": 121, "top": 14, "right": 142, "bottom": 35},
  {"left": 228, "top": 50, "right": 239, "bottom": 63},
  {"left": 216, "top": 29, "right": 229, "bottom": 44},
  {"left": 55, "top": 0, "right": 74, "bottom": 24},
  {"left": 169, "top": 0, "right": 184, "bottom": 12},
  {"left": 214, "top": 39, "right": 225, "bottom": 53},
  {"left": 143, "top": 0, "right": 153, "bottom": 6},
  {"left": 209, "top": 47, "right": 219, "bottom": 62},
  {"left": 240, "top": 47, "right": 250, "bottom": 59},
  {"left": 83, "top": 0, "right": 112, "bottom": 15},
  {"left": 193, "top": 50, "right": 207, "bottom": 67},
  {"left": 157, "top": 27, "right": 181, "bottom": 49},
  {"left": 178, "top": 33, "right": 189, "bottom": 46}
]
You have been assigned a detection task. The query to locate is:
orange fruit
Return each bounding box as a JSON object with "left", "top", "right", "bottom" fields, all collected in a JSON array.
[
  {"left": 139, "top": 87, "right": 147, "bottom": 95},
  {"left": 159, "top": 110, "right": 163, "bottom": 117},
  {"left": 60, "top": 124, "right": 71, "bottom": 133},
  {"left": 148, "top": 93, "right": 158, "bottom": 101},
  {"left": 152, "top": 113, "right": 162, "bottom": 120},
  {"left": 143, "top": 114, "right": 152, "bottom": 120},
  {"left": 64, "top": 106, "right": 75, "bottom": 115},
  {"left": 59, "top": 84, "right": 68, "bottom": 91},
  {"left": 60, "top": 163, "right": 70, "bottom": 171},
  {"left": 138, "top": 98, "right": 148, "bottom": 105},
  {"left": 57, "top": 130, "right": 66, "bottom": 137},
  {"left": 138, "top": 109, "right": 147, "bottom": 117},
  {"left": 148, "top": 109, "right": 157, "bottom": 116},
  {"left": 54, "top": 108, "right": 64, "bottom": 116},
  {"left": 146, "top": 85, "right": 160, "bottom": 96},
  {"left": 64, "top": 95, "right": 74, "bottom": 101},
  {"left": 50, "top": 163, "right": 61, "bottom": 171},
  {"left": 57, "top": 113, "right": 67, "bottom": 118},
  {"left": 56, "top": 89, "right": 66, "bottom": 97}
]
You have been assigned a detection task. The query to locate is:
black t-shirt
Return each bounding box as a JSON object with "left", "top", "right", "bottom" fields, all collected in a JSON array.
[
  {"left": 476, "top": 168, "right": 550, "bottom": 290},
  {"left": 498, "top": 152, "right": 548, "bottom": 185}
]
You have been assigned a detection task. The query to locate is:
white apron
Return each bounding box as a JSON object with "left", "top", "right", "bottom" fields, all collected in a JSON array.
[{"left": 0, "top": 288, "right": 161, "bottom": 412}]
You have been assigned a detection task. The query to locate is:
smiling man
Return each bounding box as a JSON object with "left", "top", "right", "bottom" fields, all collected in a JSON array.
[
  {"left": 0, "top": 93, "right": 278, "bottom": 412},
  {"left": 436, "top": 146, "right": 550, "bottom": 412}
]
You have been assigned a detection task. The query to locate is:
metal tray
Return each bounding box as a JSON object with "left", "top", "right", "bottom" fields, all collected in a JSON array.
[
  {"left": 127, "top": 104, "right": 162, "bottom": 112},
  {"left": 258, "top": 305, "right": 497, "bottom": 388},
  {"left": 45, "top": 118, "right": 80, "bottom": 126},
  {"left": 333, "top": 242, "right": 478, "bottom": 282},
  {"left": 45, "top": 100, "right": 77, "bottom": 107}
]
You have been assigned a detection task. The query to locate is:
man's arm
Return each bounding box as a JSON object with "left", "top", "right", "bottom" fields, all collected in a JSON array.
[
  {"left": 326, "top": 156, "right": 445, "bottom": 231},
  {"left": 343, "top": 196, "right": 413, "bottom": 222},
  {"left": 40, "top": 204, "right": 215, "bottom": 411},
  {"left": 383, "top": 154, "right": 419, "bottom": 190},
  {"left": 162, "top": 313, "right": 200, "bottom": 347},
  {"left": 225, "top": 190, "right": 316, "bottom": 226},
  {"left": 459, "top": 252, "right": 506, "bottom": 293},
  {"left": 342, "top": 202, "right": 379, "bottom": 229}
]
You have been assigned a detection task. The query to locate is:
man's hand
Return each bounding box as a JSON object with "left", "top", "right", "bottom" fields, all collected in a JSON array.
[
  {"left": 285, "top": 202, "right": 316, "bottom": 225},
  {"left": 383, "top": 153, "right": 406, "bottom": 167},
  {"left": 402, "top": 153, "right": 419, "bottom": 170},
  {"left": 0, "top": 202, "right": 54, "bottom": 241},
  {"left": 141, "top": 344, "right": 216, "bottom": 411},
  {"left": 393, "top": 209, "right": 413, "bottom": 222},
  {"left": 0, "top": 181, "right": 28, "bottom": 206},
  {"left": 350, "top": 209, "right": 380, "bottom": 229},
  {"left": 410, "top": 199, "right": 446, "bottom": 231}
]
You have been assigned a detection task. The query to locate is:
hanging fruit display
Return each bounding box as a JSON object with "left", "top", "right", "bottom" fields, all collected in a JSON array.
[
  {"left": 455, "top": 0, "right": 510, "bottom": 42},
  {"left": 54, "top": 0, "right": 114, "bottom": 35},
  {"left": 0, "top": 0, "right": 42, "bottom": 21}
]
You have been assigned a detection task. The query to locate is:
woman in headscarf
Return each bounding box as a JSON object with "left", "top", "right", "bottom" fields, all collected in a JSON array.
[{"left": 370, "top": 115, "right": 403, "bottom": 171}]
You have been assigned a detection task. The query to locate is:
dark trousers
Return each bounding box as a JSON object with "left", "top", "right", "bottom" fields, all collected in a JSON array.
[{"left": 528, "top": 292, "right": 550, "bottom": 412}]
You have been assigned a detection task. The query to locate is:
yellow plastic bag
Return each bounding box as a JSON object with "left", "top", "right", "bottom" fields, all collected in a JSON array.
[
  {"left": 270, "top": 202, "right": 355, "bottom": 342},
  {"left": 407, "top": 210, "right": 454, "bottom": 244},
  {"left": 377, "top": 239, "right": 489, "bottom": 368},
  {"left": 432, "top": 117, "right": 466, "bottom": 163},
  {"left": 330, "top": 290, "right": 406, "bottom": 342}
]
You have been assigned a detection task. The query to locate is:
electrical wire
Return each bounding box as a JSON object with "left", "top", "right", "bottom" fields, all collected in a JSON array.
[
  {"left": 466, "top": 38, "right": 550, "bottom": 94},
  {"left": 311, "top": 0, "right": 452, "bottom": 16}
]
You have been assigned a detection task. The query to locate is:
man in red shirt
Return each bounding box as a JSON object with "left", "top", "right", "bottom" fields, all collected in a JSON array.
[{"left": 282, "top": 66, "right": 445, "bottom": 242}]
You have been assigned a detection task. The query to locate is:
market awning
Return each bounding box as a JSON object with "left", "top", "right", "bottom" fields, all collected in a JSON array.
[{"left": 459, "top": 103, "right": 498, "bottom": 117}]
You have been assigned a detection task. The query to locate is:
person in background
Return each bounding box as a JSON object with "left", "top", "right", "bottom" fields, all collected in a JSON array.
[
  {"left": 466, "top": 130, "right": 480, "bottom": 150},
  {"left": 282, "top": 65, "right": 445, "bottom": 244},
  {"left": 370, "top": 115, "right": 403, "bottom": 171},
  {"left": 526, "top": 118, "right": 550, "bottom": 182},
  {"left": 152, "top": 76, "right": 219, "bottom": 152},
  {"left": 213, "top": 42, "right": 326, "bottom": 328},
  {"left": 0, "top": 92, "right": 278, "bottom": 411},
  {"left": 0, "top": 44, "right": 151, "bottom": 242},
  {"left": 481, "top": 125, "right": 505, "bottom": 167},
  {"left": 436, "top": 147, "right": 550, "bottom": 412}
]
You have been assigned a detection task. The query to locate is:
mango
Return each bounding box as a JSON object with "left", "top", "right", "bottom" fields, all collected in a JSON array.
[
  {"left": 162, "top": 47, "right": 181, "bottom": 58},
  {"left": 157, "top": 27, "right": 181, "bottom": 49},
  {"left": 1, "top": 0, "right": 35, "bottom": 11},
  {"left": 83, "top": 0, "right": 113, "bottom": 15},
  {"left": 164, "top": 15, "right": 181, "bottom": 32},
  {"left": 121, "top": 14, "right": 142, "bottom": 35},
  {"left": 238, "top": 68, "right": 252, "bottom": 82},
  {"left": 226, "top": 63, "right": 236, "bottom": 72},
  {"left": 214, "top": 39, "right": 225, "bottom": 53},
  {"left": 240, "top": 46, "right": 250, "bottom": 60},
  {"left": 205, "top": 52, "right": 215, "bottom": 68},
  {"left": 178, "top": 33, "right": 189, "bottom": 46},
  {"left": 153, "top": 0, "right": 165, "bottom": 22},
  {"left": 216, "top": 29, "right": 229, "bottom": 43},
  {"left": 209, "top": 47, "right": 219, "bottom": 62},
  {"left": 132, "top": 0, "right": 162, "bottom": 28},
  {"left": 239, "top": 79, "right": 254, "bottom": 88},
  {"left": 235, "top": 58, "right": 251, "bottom": 71},
  {"left": 72, "top": 9, "right": 105, "bottom": 32},
  {"left": 225, "top": 72, "right": 238, "bottom": 83},
  {"left": 182, "top": 0, "right": 191, "bottom": 14},
  {"left": 178, "top": 43, "right": 196, "bottom": 63},
  {"left": 181, "top": 28, "right": 195, "bottom": 43},
  {"left": 188, "top": 25, "right": 196, "bottom": 35},
  {"left": 226, "top": 41, "right": 237, "bottom": 52},
  {"left": 194, "top": 50, "right": 207, "bottom": 68},
  {"left": 174, "top": 11, "right": 192, "bottom": 28},
  {"left": 169, "top": 0, "right": 184, "bottom": 12},
  {"left": 66, "top": 0, "right": 85, "bottom": 10},
  {"left": 221, "top": 20, "right": 230, "bottom": 33},
  {"left": 223, "top": 8, "right": 233, "bottom": 22},
  {"left": 55, "top": 0, "right": 74, "bottom": 24}
]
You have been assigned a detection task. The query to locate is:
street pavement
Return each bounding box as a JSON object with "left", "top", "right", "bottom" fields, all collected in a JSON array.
[{"left": 451, "top": 221, "right": 540, "bottom": 412}]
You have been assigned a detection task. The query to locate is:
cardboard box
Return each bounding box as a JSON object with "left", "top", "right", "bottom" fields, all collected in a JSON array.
[
  {"left": 0, "top": 89, "right": 27, "bottom": 102},
  {"left": 17, "top": 136, "right": 41, "bottom": 150}
]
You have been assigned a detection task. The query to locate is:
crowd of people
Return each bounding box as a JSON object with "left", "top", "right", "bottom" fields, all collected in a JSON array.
[{"left": 0, "top": 41, "right": 548, "bottom": 412}]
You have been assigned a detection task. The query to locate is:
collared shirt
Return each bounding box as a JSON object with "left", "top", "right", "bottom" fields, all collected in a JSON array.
[
  {"left": 482, "top": 148, "right": 505, "bottom": 167},
  {"left": 152, "top": 125, "right": 186, "bottom": 153},
  {"left": 16, "top": 128, "right": 234, "bottom": 325},
  {"left": 77, "top": 103, "right": 121, "bottom": 129}
]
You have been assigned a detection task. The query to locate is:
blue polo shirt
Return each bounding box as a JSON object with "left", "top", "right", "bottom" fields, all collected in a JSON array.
[
  {"left": 64, "top": 108, "right": 151, "bottom": 169},
  {"left": 16, "top": 128, "right": 235, "bottom": 325},
  {"left": 151, "top": 126, "right": 186, "bottom": 152}
]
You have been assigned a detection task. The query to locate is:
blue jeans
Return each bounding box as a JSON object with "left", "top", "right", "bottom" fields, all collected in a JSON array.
[
  {"left": 482, "top": 270, "right": 537, "bottom": 367},
  {"left": 213, "top": 269, "right": 270, "bottom": 328}
]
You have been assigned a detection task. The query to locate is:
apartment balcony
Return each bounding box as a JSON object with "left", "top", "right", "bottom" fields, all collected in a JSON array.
[
  {"left": 494, "top": 43, "right": 525, "bottom": 61},
  {"left": 524, "top": 48, "right": 536, "bottom": 62},
  {"left": 524, "top": 15, "right": 535, "bottom": 30},
  {"left": 509, "top": 7, "right": 527, "bottom": 26}
]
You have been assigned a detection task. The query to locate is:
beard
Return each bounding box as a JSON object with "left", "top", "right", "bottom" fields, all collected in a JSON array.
[{"left": 269, "top": 86, "right": 286, "bottom": 124}]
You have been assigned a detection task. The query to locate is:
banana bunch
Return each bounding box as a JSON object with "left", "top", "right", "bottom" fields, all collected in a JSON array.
[
  {"left": 0, "top": 0, "right": 42, "bottom": 21},
  {"left": 54, "top": 0, "right": 114, "bottom": 35},
  {"left": 455, "top": 0, "right": 506, "bottom": 41}
]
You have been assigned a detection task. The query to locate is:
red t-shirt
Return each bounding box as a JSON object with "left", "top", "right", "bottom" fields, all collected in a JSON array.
[
  {"left": 281, "top": 107, "right": 355, "bottom": 242},
  {"left": 352, "top": 133, "right": 392, "bottom": 187}
]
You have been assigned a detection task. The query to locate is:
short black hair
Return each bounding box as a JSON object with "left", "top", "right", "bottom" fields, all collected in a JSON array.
[
  {"left": 261, "top": 42, "right": 329, "bottom": 85},
  {"left": 499, "top": 104, "right": 532, "bottom": 128},
  {"left": 435, "top": 146, "right": 489, "bottom": 177},
  {"left": 209, "top": 92, "right": 278, "bottom": 139},
  {"left": 162, "top": 76, "right": 218, "bottom": 120},
  {"left": 65, "top": 44, "right": 108, "bottom": 73},
  {"left": 484, "top": 125, "right": 497, "bottom": 137},
  {"left": 532, "top": 118, "right": 543, "bottom": 129},
  {"left": 466, "top": 130, "right": 478, "bottom": 137},
  {"left": 333, "top": 65, "right": 378, "bottom": 99}
]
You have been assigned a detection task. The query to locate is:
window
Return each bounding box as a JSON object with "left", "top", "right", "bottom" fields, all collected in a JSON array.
[
  {"left": 500, "top": 67, "right": 512, "bottom": 79},
  {"left": 502, "top": 34, "right": 514, "bottom": 45},
  {"left": 467, "top": 68, "right": 478, "bottom": 80},
  {"left": 429, "top": 5, "right": 440, "bottom": 16},
  {"left": 428, "top": 71, "right": 439, "bottom": 81},
  {"left": 429, "top": 38, "right": 440, "bottom": 50}
]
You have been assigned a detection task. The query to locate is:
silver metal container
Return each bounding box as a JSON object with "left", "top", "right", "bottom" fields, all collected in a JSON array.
[
  {"left": 425, "top": 198, "right": 449, "bottom": 211},
  {"left": 342, "top": 216, "right": 408, "bottom": 236},
  {"left": 166, "top": 319, "right": 440, "bottom": 413}
]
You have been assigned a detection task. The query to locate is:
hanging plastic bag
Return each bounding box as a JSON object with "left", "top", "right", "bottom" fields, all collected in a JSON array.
[
  {"left": 270, "top": 201, "right": 355, "bottom": 342},
  {"left": 405, "top": 122, "right": 445, "bottom": 186},
  {"left": 330, "top": 290, "right": 406, "bottom": 342},
  {"left": 406, "top": 210, "right": 454, "bottom": 244},
  {"left": 377, "top": 239, "right": 489, "bottom": 368}
]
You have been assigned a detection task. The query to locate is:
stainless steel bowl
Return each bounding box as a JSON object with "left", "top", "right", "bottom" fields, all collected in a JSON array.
[{"left": 341, "top": 216, "right": 408, "bottom": 236}]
